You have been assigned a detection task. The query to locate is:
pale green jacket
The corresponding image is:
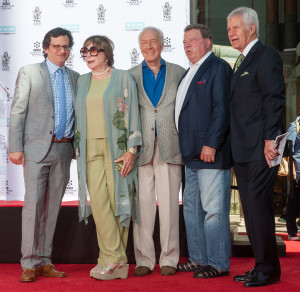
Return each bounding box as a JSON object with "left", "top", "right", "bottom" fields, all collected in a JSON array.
[{"left": 75, "top": 69, "right": 142, "bottom": 227}]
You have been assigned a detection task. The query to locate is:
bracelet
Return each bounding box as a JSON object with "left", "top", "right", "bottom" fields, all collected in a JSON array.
[{"left": 127, "top": 147, "right": 137, "bottom": 155}]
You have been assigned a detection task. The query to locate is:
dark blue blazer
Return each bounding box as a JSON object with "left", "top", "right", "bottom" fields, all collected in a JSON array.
[
  {"left": 230, "top": 41, "right": 285, "bottom": 163},
  {"left": 178, "top": 52, "right": 232, "bottom": 169}
]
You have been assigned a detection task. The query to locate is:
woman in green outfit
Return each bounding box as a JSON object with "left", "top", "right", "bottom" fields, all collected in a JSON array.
[{"left": 75, "top": 35, "right": 142, "bottom": 280}]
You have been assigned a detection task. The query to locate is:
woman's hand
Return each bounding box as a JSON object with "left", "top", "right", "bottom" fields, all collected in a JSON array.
[{"left": 114, "top": 151, "right": 135, "bottom": 177}]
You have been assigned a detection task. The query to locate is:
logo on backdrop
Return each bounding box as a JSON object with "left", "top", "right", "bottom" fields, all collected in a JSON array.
[
  {"left": 65, "top": 53, "right": 74, "bottom": 69},
  {"left": 163, "top": 2, "right": 172, "bottom": 21},
  {"left": 0, "top": 179, "right": 6, "bottom": 198},
  {"left": 0, "top": 26, "right": 16, "bottom": 35},
  {"left": 0, "top": 133, "right": 7, "bottom": 166},
  {"left": 130, "top": 48, "right": 140, "bottom": 67},
  {"left": 5, "top": 180, "right": 12, "bottom": 197},
  {"left": 30, "top": 41, "right": 43, "bottom": 57},
  {"left": 97, "top": 4, "right": 106, "bottom": 24},
  {"left": 1, "top": 52, "right": 10, "bottom": 71},
  {"left": 65, "top": 179, "right": 77, "bottom": 196},
  {"left": 33, "top": 6, "right": 42, "bottom": 25},
  {"left": 125, "top": 22, "right": 144, "bottom": 31},
  {"left": 127, "top": 0, "right": 142, "bottom": 6},
  {"left": 163, "top": 37, "right": 175, "bottom": 53},
  {"left": 62, "top": 0, "right": 77, "bottom": 8},
  {"left": 60, "top": 24, "right": 80, "bottom": 33},
  {"left": 0, "top": 0, "right": 14, "bottom": 10},
  {"left": 0, "top": 88, "right": 6, "bottom": 111},
  {"left": 6, "top": 88, "right": 12, "bottom": 103},
  {"left": 0, "top": 84, "right": 11, "bottom": 103}
]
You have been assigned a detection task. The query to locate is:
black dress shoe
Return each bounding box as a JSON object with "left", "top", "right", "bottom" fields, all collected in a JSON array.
[
  {"left": 244, "top": 271, "right": 280, "bottom": 287},
  {"left": 233, "top": 268, "right": 255, "bottom": 282}
]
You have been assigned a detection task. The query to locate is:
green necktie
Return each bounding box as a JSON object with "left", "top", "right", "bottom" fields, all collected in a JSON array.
[{"left": 234, "top": 54, "right": 245, "bottom": 73}]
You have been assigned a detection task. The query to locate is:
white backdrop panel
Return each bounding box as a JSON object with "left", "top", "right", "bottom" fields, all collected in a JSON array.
[{"left": 0, "top": 0, "right": 189, "bottom": 201}]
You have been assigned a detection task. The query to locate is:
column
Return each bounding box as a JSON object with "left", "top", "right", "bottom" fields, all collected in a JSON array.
[
  {"left": 266, "top": 0, "right": 279, "bottom": 49},
  {"left": 285, "top": 0, "right": 297, "bottom": 48}
]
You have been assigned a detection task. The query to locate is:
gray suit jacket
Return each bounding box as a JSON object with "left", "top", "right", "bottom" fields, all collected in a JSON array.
[
  {"left": 129, "top": 61, "right": 185, "bottom": 166},
  {"left": 9, "top": 61, "right": 79, "bottom": 162}
]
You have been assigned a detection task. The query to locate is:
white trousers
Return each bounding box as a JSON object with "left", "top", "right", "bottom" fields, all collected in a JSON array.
[{"left": 133, "top": 139, "right": 181, "bottom": 270}]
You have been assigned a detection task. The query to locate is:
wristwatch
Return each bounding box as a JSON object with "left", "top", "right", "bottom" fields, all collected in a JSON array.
[{"left": 127, "top": 147, "right": 137, "bottom": 155}]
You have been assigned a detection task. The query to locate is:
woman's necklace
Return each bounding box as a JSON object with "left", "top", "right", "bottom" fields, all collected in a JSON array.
[{"left": 92, "top": 66, "right": 111, "bottom": 76}]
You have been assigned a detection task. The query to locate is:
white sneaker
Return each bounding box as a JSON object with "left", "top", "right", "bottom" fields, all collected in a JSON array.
[{"left": 288, "top": 235, "right": 300, "bottom": 241}]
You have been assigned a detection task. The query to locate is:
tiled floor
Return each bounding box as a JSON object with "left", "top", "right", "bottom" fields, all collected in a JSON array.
[{"left": 230, "top": 215, "right": 289, "bottom": 234}]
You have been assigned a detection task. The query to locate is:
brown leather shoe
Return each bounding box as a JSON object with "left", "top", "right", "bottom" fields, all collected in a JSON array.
[
  {"left": 20, "top": 268, "right": 39, "bottom": 282},
  {"left": 40, "top": 264, "right": 66, "bottom": 277},
  {"left": 161, "top": 266, "right": 176, "bottom": 276},
  {"left": 134, "top": 266, "right": 151, "bottom": 277}
]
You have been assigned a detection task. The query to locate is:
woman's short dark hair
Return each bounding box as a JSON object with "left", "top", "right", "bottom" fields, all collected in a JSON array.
[
  {"left": 42, "top": 27, "right": 74, "bottom": 58},
  {"left": 83, "top": 35, "right": 115, "bottom": 67}
]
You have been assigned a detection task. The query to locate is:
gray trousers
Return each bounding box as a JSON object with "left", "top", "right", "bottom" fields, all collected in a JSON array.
[{"left": 21, "top": 142, "right": 73, "bottom": 269}]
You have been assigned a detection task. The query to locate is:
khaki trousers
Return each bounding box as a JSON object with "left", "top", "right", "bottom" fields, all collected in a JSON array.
[
  {"left": 86, "top": 138, "right": 128, "bottom": 266},
  {"left": 133, "top": 139, "right": 181, "bottom": 270}
]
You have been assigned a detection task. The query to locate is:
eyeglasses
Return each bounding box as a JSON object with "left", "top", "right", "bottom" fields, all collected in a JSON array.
[
  {"left": 80, "top": 47, "right": 104, "bottom": 57},
  {"left": 49, "top": 44, "right": 70, "bottom": 51}
]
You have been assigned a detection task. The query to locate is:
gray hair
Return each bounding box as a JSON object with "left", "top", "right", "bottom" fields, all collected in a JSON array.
[
  {"left": 138, "top": 26, "right": 164, "bottom": 45},
  {"left": 227, "top": 7, "right": 259, "bottom": 37}
]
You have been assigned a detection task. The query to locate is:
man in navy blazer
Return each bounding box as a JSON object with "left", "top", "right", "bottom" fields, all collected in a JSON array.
[
  {"left": 175, "top": 24, "right": 232, "bottom": 278},
  {"left": 227, "top": 7, "right": 285, "bottom": 287}
]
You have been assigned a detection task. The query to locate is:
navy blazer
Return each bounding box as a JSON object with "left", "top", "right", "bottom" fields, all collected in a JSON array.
[
  {"left": 178, "top": 52, "right": 232, "bottom": 169},
  {"left": 230, "top": 40, "right": 285, "bottom": 163}
]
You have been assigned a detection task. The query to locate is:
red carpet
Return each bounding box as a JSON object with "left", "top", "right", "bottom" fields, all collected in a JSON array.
[{"left": 0, "top": 234, "right": 299, "bottom": 291}]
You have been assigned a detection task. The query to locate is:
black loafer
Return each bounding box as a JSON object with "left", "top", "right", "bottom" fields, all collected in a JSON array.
[
  {"left": 233, "top": 268, "right": 255, "bottom": 282},
  {"left": 244, "top": 271, "right": 280, "bottom": 287}
]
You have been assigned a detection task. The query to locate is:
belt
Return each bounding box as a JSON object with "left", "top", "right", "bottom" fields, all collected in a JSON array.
[{"left": 52, "top": 136, "right": 73, "bottom": 143}]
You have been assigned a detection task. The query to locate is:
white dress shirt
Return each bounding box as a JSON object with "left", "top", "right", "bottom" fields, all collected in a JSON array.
[
  {"left": 175, "top": 51, "right": 212, "bottom": 130},
  {"left": 242, "top": 38, "right": 258, "bottom": 57}
]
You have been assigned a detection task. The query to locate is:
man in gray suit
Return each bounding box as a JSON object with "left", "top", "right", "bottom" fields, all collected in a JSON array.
[
  {"left": 9, "top": 27, "right": 79, "bottom": 282},
  {"left": 129, "top": 26, "right": 185, "bottom": 277}
]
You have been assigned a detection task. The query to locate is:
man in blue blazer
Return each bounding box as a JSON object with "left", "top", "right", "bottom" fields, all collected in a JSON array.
[
  {"left": 227, "top": 7, "right": 285, "bottom": 287},
  {"left": 176, "top": 24, "right": 232, "bottom": 278}
]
